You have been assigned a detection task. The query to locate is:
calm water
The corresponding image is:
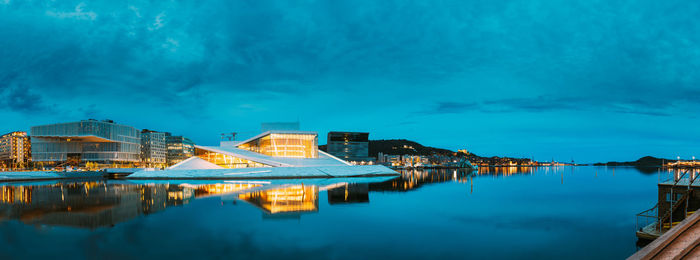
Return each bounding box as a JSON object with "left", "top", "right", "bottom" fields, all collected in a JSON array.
[{"left": 0, "top": 167, "right": 660, "bottom": 259}]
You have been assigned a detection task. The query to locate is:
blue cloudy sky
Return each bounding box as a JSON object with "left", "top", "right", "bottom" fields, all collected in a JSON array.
[{"left": 1, "top": 0, "right": 699, "bottom": 162}]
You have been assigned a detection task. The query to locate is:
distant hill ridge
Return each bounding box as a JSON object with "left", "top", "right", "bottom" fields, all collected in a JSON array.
[
  {"left": 368, "top": 139, "right": 457, "bottom": 157},
  {"left": 594, "top": 156, "right": 670, "bottom": 166}
]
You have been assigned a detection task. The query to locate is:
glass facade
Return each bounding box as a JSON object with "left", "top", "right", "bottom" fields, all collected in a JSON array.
[
  {"left": 141, "top": 131, "right": 167, "bottom": 167},
  {"left": 30, "top": 120, "right": 141, "bottom": 165},
  {"left": 195, "top": 148, "right": 268, "bottom": 168},
  {"left": 238, "top": 132, "right": 318, "bottom": 158},
  {"left": 166, "top": 134, "right": 195, "bottom": 165},
  {"left": 326, "top": 132, "right": 371, "bottom": 162}
]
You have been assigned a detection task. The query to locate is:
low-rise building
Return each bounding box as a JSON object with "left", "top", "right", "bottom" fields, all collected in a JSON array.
[
  {"left": 326, "top": 132, "right": 373, "bottom": 164},
  {"left": 165, "top": 133, "right": 195, "bottom": 166},
  {"left": 0, "top": 131, "right": 31, "bottom": 170},
  {"left": 30, "top": 120, "right": 141, "bottom": 168}
]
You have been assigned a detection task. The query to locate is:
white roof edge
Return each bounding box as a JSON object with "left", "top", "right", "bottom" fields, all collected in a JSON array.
[
  {"left": 237, "top": 130, "right": 318, "bottom": 146},
  {"left": 167, "top": 156, "right": 199, "bottom": 169},
  {"left": 318, "top": 150, "right": 352, "bottom": 166},
  {"left": 195, "top": 145, "right": 291, "bottom": 167}
]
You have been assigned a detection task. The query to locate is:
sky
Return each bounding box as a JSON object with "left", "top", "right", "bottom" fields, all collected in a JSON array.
[{"left": 1, "top": 0, "right": 699, "bottom": 163}]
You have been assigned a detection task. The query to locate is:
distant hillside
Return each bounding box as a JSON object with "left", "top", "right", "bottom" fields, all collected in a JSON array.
[
  {"left": 593, "top": 156, "right": 670, "bottom": 167},
  {"left": 368, "top": 139, "right": 457, "bottom": 157}
]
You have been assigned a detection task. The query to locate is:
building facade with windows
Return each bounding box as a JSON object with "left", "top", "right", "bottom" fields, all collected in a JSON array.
[
  {"left": 30, "top": 120, "right": 141, "bottom": 167},
  {"left": 165, "top": 133, "right": 195, "bottom": 166},
  {"left": 141, "top": 130, "right": 167, "bottom": 168},
  {"left": 0, "top": 131, "right": 31, "bottom": 170},
  {"left": 326, "top": 132, "right": 373, "bottom": 163}
]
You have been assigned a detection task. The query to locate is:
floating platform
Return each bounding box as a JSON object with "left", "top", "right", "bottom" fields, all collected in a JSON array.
[{"left": 636, "top": 222, "right": 662, "bottom": 240}]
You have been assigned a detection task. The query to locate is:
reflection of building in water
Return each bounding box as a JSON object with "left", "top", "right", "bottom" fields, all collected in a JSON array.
[
  {"left": 238, "top": 185, "right": 318, "bottom": 215},
  {"left": 369, "top": 167, "right": 536, "bottom": 192},
  {"left": 328, "top": 184, "right": 369, "bottom": 204},
  {"left": 0, "top": 185, "right": 32, "bottom": 204},
  {"left": 0, "top": 182, "right": 260, "bottom": 229},
  {"left": 194, "top": 183, "right": 261, "bottom": 197},
  {"left": 636, "top": 169, "right": 700, "bottom": 240},
  {"left": 369, "top": 169, "right": 472, "bottom": 192},
  {"left": 476, "top": 166, "right": 534, "bottom": 176}
]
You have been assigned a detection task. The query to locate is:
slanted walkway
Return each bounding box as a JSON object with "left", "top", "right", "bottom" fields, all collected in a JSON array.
[
  {"left": 629, "top": 210, "right": 700, "bottom": 259},
  {"left": 0, "top": 171, "right": 103, "bottom": 182}
]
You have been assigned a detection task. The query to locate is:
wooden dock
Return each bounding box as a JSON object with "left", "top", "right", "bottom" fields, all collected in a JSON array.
[{"left": 629, "top": 210, "right": 700, "bottom": 259}]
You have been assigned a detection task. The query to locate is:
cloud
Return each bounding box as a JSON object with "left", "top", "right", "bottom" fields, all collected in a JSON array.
[
  {"left": 1, "top": 0, "right": 700, "bottom": 160},
  {"left": 426, "top": 95, "right": 676, "bottom": 116},
  {"left": 0, "top": 75, "right": 51, "bottom": 114},
  {"left": 45, "top": 3, "right": 97, "bottom": 21}
]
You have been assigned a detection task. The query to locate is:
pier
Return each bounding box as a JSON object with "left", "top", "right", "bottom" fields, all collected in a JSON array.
[{"left": 629, "top": 210, "right": 700, "bottom": 259}]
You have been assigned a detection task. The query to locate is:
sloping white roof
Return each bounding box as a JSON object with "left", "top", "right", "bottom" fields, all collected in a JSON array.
[
  {"left": 168, "top": 157, "right": 224, "bottom": 170},
  {"left": 195, "top": 145, "right": 350, "bottom": 167}
]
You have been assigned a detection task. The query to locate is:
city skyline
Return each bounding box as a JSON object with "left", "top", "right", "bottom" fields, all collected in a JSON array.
[{"left": 2, "top": 1, "right": 700, "bottom": 162}]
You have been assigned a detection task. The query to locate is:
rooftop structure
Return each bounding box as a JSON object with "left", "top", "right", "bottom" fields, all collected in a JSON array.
[
  {"left": 260, "top": 122, "right": 300, "bottom": 132},
  {"left": 30, "top": 120, "right": 141, "bottom": 166}
]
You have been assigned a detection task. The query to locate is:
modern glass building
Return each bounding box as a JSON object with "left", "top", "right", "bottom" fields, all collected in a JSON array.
[
  {"left": 141, "top": 130, "right": 167, "bottom": 167},
  {"left": 326, "top": 132, "right": 372, "bottom": 163},
  {"left": 0, "top": 131, "right": 31, "bottom": 170},
  {"left": 165, "top": 133, "right": 195, "bottom": 166},
  {"left": 238, "top": 131, "right": 318, "bottom": 158},
  {"left": 30, "top": 120, "right": 141, "bottom": 166}
]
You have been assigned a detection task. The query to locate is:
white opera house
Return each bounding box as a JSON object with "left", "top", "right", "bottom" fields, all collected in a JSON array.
[{"left": 129, "top": 130, "right": 397, "bottom": 179}]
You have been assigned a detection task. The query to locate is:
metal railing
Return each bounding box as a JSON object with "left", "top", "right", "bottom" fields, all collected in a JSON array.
[{"left": 636, "top": 203, "right": 658, "bottom": 232}]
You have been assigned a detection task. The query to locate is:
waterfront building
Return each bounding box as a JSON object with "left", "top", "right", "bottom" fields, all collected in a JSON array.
[
  {"left": 165, "top": 133, "right": 195, "bottom": 166},
  {"left": 326, "top": 132, "right": 373, "bottom": 164},
  {"left": 377, "top": 153, "right": 402, "bottom": 166},
  {"left": 140, "top": 130, "right": 167, "bottom": 168},
  {"left": 189, "top": 130, "right": 325, "bottom": 169},
  {"left": 30, "top": 120, "right": 141, "bottom": 167},
  {"left": 129, "top": 127, "right": 396, "bottom": 179},
  {"left": 636, "top": 169, "right": 700, "bottom": 240},
  {"left": 0, "top": 131, "right": 31, "bottom": 170}
]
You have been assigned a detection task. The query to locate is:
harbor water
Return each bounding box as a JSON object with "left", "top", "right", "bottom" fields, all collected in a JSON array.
[{"left": 0, "top": 166, "right": 658, "bottom": 259}]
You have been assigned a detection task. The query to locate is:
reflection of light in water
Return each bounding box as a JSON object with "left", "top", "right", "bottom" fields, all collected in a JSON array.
[
  {"left": 0, "top": 186, "right": 32, "bottom": 204},
  {"left": 238, "top": 185, "right": 318, "bottom": 214},
  {"left": 195, "top": 183, "right": 261, "bottom": 196},
  {"left": 476, "top": 166, "right": 534, "bottom": 177}
]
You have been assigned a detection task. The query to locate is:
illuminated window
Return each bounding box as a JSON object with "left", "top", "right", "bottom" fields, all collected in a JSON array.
[{"left": 238, "top": 132, "right": 318, "bottom": 158}]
